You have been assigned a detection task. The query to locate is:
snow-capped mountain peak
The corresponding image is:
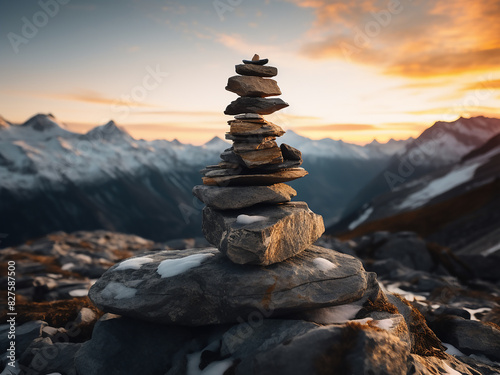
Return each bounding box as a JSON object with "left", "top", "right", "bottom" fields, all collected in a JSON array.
[
  {"left": 403, "top": 116, "right": 500, "bottom": 167},
  {"left": 203, "top": 136, "right": 230, "bottom": 151},
  {"left": 85, "top": 120, "right": 132, "bottom": 141},
  {"left": 0, "top": 115, "right": 11, "bottom": 129},
  {"left": 22, "top": 113, "right": 63, "bottom": 132},
  {"left": 281, "top": 129, "right": 410, "bottom": 159}
]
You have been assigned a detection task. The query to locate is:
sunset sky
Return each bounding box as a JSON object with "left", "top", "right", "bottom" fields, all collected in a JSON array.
[{"left": 1, "top": 0, "right": 500, "bottom": 145}]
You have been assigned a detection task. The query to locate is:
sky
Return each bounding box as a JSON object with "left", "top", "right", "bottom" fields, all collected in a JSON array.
[{"left": 1, "top": 0, "right": 500, "bottom": 145}]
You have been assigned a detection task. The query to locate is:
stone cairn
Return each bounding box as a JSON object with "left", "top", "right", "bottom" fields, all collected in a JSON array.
[
  {"left": 87, "top": 55, "right": 450, "bottom": 375},
  {"left": 193, "top": 54, "right": 325, "bottom": 265}
]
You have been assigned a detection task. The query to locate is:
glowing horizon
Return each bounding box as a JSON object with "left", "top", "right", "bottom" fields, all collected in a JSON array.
[{"left": 1, "top": 0, "right": 499, "bottom": 145}]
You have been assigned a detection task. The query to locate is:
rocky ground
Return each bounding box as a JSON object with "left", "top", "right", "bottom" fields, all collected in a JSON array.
[{"left": 0, "top": 230, "right": 499, "bottom": 375}]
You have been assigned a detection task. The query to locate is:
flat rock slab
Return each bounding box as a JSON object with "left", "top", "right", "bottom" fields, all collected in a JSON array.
[
  {"left": 202, "top": 167, "right": 308, "bottom": 186},
  {"left": 226, "top": 76, "right": 281, "bottom": 97},
  {"left": 193, "top": 183, "right": 297, "bottom": 210},
  {"left": 225, "top": 97, "right": 289, "bottom": 115},
  {"left": 203, "top": 202, "right": 325, "bottom": 265},
  {"left": 89, "top": 245, "right": 368, "bottom": 326},
  {"left": 236, "top": 146, "right": 284, "bottom": 168},
  {"left": 228, "top": 120, "right": 285, "bottom": 137},
  {"left": 235, "top": 64, "right": 277, "bottom": 77}
]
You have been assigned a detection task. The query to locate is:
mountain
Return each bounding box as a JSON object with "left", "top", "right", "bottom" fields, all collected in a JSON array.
[
  {"left": 0, "top": 114, "right": 230, "bottom": 247},
  {"left": 329, "top": 128, "right": 500, "bottom": 254},
  {"left": 333, "top": 116, "right": 500, "bottom": 230},
  {"left": 0, "top": 114, "right": 408, "bottom": 246},
  {"left": 280, "top": 130, "right": 412, "bottom": 160},
  {"left": 268, "top": 130, "right": 410, "bottom": 225}
]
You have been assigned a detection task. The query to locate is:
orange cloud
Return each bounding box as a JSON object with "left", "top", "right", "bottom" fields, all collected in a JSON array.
[
  {"left": 295, "top": 123, "right": 377, "bottom": 131},
  {"left": 462, "top": 79, "right": 500, "bottom": 91},
  {"left": 289, "top": 0, "right": 500, "bottom": 77},
  {"left": 123, "top": 123, "right": 223, "bottom": 133},
  {"left": 62, "top": 90, "right": 159, "bottom": 108},
  {"left": 407, "top": 106, "right": 500, "bottom": 116},
  {"left": 129, "top": 110, "right": 222, "bottom": 117}
]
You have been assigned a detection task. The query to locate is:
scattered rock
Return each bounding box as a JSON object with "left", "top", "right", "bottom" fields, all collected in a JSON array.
[
  {"left": 19, "top": 339, "right": 82, "bottom": 375},
  {"left": 89, "top": 246, "right": 369, "bottom": 326},
  {"left": 430, "top": 316, "right": 500, "bottom": 361},
  {"left": 75, "top": 314, "right": 193, "bottom": 375},
  {"left": 203, "top": 202, "right": 325, "bottom": 265}
]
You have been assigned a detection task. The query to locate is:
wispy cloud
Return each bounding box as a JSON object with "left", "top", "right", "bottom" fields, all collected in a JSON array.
[
  {"left": 5, "top": 89, "right": 160, "bottom": 108},
  {"left": 288, "top": 0, "right": 500, "bottom": 77},
  {"left": 59, "top": 90, "right": 160, "bottom": 108},
  {"left": 461, "top": 79, "right": 500, "bottom": 91},
  {"left": 123, "top": 123, "right": 223, "bottom": 133},
  {"left": 129, "top": 110, "right": 222, "bottom": 117},
  {"left": 295, "top": 123, "right": 377, "bottom": 131},
  {"left": 407, "top": 106, "right": 500, "bottom": 116}
]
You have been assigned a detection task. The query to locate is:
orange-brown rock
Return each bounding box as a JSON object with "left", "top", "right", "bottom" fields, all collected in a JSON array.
[
  {"left": 228, "top": 120, "right": 285, "bottom": 137},
  {"left": 226, "top": 76, "right": 281, "bottom": 97},
  {"left": 202, "top": 168, "right": 308, "bottom": 186}
]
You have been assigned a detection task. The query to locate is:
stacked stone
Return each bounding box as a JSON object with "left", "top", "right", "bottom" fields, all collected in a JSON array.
[{"left": 193, "top": 54, "right": 325, "bottom": 266}]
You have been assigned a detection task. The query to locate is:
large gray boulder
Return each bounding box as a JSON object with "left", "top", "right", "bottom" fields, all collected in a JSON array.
[
  {"left": 203, "top": 202, "right": 325, "bottom": 265},
  {"left": 192, "top": 184, "right": 296, "bottom": 210},
  {"left": 231, "top": 322, "right": 411, "bottom": 375},
  {"left": 89, "top": 246, "right": 370, "bottom": 326},
  {"left": 75, "top": 315, "right": 193, "bottom": 375},
  {"left": 430, "top": 316, "right": 500, "bottom": 361}
]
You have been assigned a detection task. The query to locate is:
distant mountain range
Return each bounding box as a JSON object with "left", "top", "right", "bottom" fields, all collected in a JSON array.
[
  {"left": 4, "top": 113, "right": 498, "bottom": 249},
  {"left": 0, "top": 113, "right": 409, "bottom": 246},
  {"left": 328, "top": 116, "right": 500, "bottom": 256}
]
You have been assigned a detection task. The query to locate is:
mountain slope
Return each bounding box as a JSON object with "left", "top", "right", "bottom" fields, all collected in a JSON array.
[
  {"left": 329, "top": 129, "right": 500, "bottom": 252},
  {"left": 333, "top": 116, "right": 500, "bottom": 230},
  {"left": 0, "top": 114, "right": 226, "bottom": 246},
  {"left": 0, "top": 114, "right": 407, "bottom": 246}
]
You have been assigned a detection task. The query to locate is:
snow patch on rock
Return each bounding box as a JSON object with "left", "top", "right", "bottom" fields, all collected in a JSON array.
[
  {"left": 101, "top": 282, "right": 137, "bottom": 299},
  {"left": 115, "top": 256, "right": 154, "bottom": 271},
  {"left": 157, "top": 253, "right": 214, "bottom": 278},
  {"left": 236, "top": 215, "right": 267, "bottom": 225},
  {"left": 312, "top": 257, "right": 337, "bottom": 272}
]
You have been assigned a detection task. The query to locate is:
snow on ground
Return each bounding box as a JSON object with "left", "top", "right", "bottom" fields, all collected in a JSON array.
[
  {"left": 443, "top": 343, "right": 465, "bottom": 356},
  {"left": 399, "top": 163, "right": 481, "bottom": 210},
  {"left": 312, "top": 257, "right": 337, "bottom": 272},
  {"left": 186, "top": 340, "right": 234, "bottom": 375},
  {"left": 115, "top": 256, "right": 154, "bottom": 271},
  {"left": 441, "top": 362, "right": 461, "bottom": 375},
  {"left": 157, "top": 253, "right": 214, "bottom": 278},
  {"left": 348, "top": 207, "right": 373, "bottom": 230},
  {"left": 463, "top": 307, "right": 491, "bottom": 321},
  {"left": 373, "top": 318, "right": 394, "bottom": 331},
  {"left": 301, "top": 304, "right": 363, "bottom": 324},
  {"left": 385, "top": 283, "right": 427, "bottom": 302},
  {"left": 101, "top": 282, "right": 137, "bottom": 299},
  {"left": 236, "top": 215, "right": 267, "bottom": 225},
  {"left": 482, "top": 242, "right": 500, "bottom": 256},
  {"left": 68, "top": 289, "right": 88, "bottom": 297}
]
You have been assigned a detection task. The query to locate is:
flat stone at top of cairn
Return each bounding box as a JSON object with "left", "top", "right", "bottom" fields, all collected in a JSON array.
[{"left": 192, "top": 54, "right": 324, "bottom": 265}]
